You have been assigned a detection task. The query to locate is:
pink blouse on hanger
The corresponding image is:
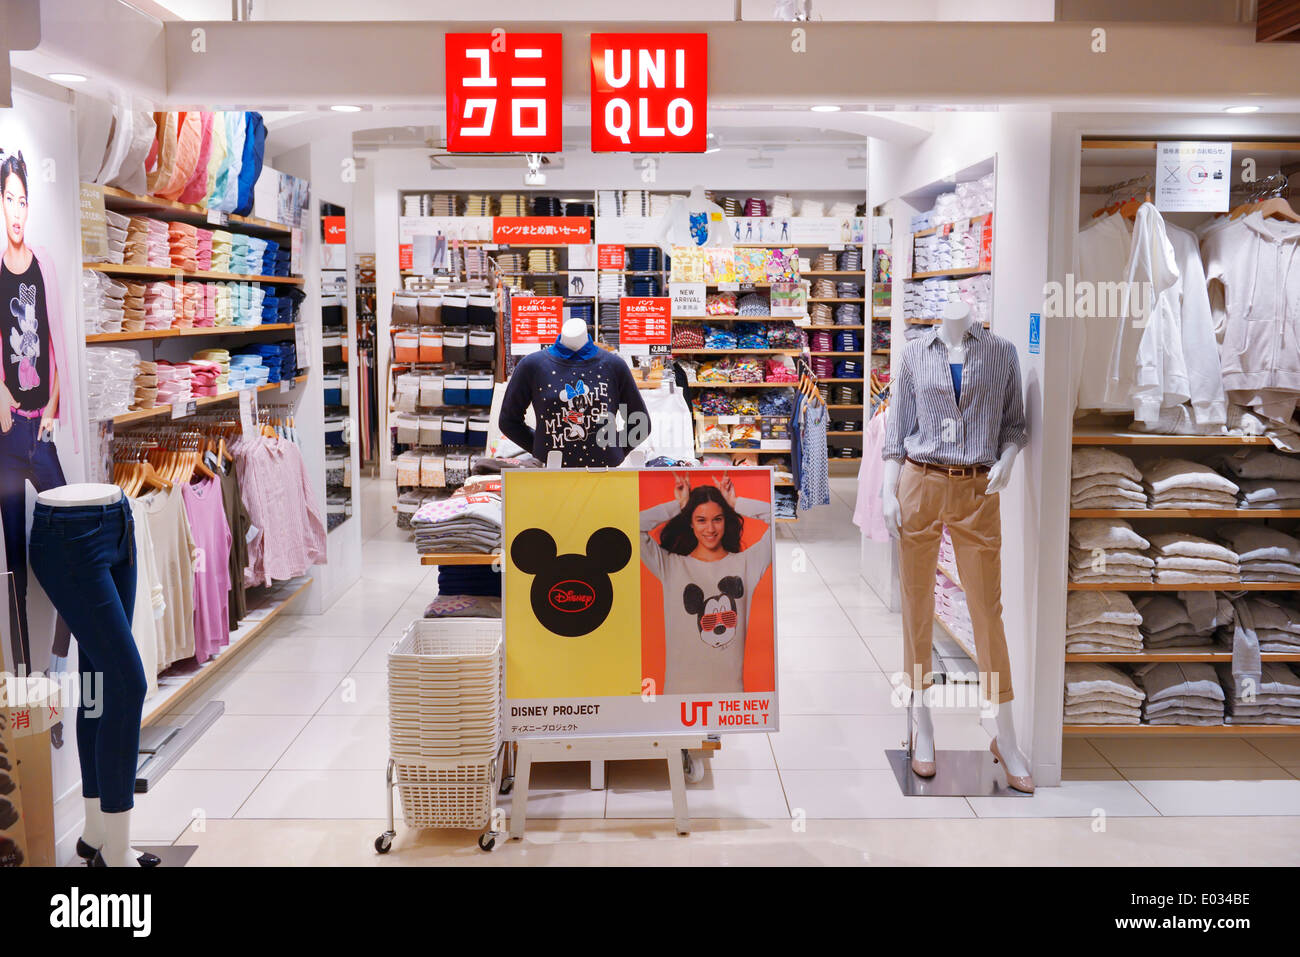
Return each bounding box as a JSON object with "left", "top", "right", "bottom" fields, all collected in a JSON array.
[{"left": 181, "top": 476, "right": 233, "bottom": 664}]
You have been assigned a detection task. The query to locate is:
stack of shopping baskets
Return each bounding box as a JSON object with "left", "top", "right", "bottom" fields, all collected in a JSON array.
[{"left": 375, "top": 618, "right": 503, "bottom": 853}]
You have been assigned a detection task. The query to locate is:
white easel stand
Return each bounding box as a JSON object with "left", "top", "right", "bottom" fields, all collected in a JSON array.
[{"left": 509, "top": 734, "right": 712, "bottom": 840}]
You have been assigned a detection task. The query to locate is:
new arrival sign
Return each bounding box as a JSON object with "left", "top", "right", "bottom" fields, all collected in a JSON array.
[
  {"left": 589, "top": 33, "right": 708, "bottom": 152},
  {"left": 503, "top": 469, "right": 779, "bottom": 739}
]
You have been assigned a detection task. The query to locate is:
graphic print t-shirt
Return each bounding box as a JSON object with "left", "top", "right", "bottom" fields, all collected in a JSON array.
[
  {"left": 640, "top": 497, "right": 772, "bottom": 694},
  {"left": 499, "top": 349, "right": 649, "bottom": 467},
  {"left": 0, "top": 256, "right": 51, "bottom": 411}
]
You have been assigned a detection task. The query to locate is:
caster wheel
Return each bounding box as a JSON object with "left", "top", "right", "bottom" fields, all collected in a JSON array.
[
  {"left": 499, "top": 778, "right": 514, "bottom": 795},
  {"left": 478, "top": 834, "right": 496, "bottom": 852},
  {"left": 683, "top": 751, "right": 705, "bottom": 785},
  {"left": 374, "top": 834, "right": 393, "bottom": 854}
]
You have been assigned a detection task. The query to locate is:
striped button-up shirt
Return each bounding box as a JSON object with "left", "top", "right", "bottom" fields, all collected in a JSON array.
[{"left": 883, "top": 323, "right": 1028, "bottom": 467}]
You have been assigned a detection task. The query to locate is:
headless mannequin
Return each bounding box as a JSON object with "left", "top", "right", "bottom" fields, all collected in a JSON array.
[
  {"left": 558, "top": 316, "right": 590, "bottom": 353},
  {"left": 880, "top": 302, "right": 1030, "bottom": 782},
  {"left": 36, "top": 483, "right": 156, "bottom": 867}
]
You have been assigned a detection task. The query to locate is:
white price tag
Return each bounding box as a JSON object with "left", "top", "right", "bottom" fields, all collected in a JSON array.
[
  {"left": 280, "top": 379, "right": 291, "bottom": 393},
  {"left": 171, "top": 400, "right": 195, "bottom": 420},
  {"left": 717, "top": 282, "right": 739, "bottom": 292},
  {"left": 829, "top": 243, "right": 845, "bottom": 251},
  {"left": 717, "top": 415, "right": 740, "bottom": 425},
  {"left": 206, "top": 208, "right": 228, "bottom": 227}
]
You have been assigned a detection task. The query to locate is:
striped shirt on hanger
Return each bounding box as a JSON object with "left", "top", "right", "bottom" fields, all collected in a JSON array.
[{"left": 883, "top": 323, "right": 1028, "bottom": 467}]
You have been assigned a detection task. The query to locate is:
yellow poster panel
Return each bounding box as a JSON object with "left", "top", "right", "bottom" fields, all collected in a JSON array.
[{"left": 503, "top": 471, "right": 641, "bottom": 698}]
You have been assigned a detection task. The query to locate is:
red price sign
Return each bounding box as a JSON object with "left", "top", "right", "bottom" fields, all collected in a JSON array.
[
  {"left": 590, "top": 33, "right": 708, "bottom": 153},
  {"left": 597, "top": 244, "right": 626, "bottom": 270},
  {"left": 619, "top": 297, "right": 671, "bottom": 345},
  {"left": 512, "top": 296, "right": 565, "bottom": 344},
  {"left": 445, "top": 33, "right": 563, "bottom": 153},
  {"left": 323, "top": 216, "right": 346, "bottom": 244},
  {"left": 399, "top": 244, "right": 413, "bottom": 269},
  {"left": 493, "top": 217, "right": 592, "bottom": 245}
]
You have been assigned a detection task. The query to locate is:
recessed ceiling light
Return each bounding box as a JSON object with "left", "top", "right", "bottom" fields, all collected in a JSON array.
[
  {"left": 810, "top": 105, "right": 841, "bottom": 113},
  {"left": 1224, "top": 105, "right": 1260, "bottom": 114},
  {"left": 48, "top": 73, "right": 87, "bottom": 83},
  {"left": 331, "top": 104, "right": 362, "bottom": 113}
]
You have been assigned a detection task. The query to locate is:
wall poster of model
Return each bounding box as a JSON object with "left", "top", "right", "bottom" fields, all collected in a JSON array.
[{"left": 503, "top": 468, "right": 778, "bottom": 738}]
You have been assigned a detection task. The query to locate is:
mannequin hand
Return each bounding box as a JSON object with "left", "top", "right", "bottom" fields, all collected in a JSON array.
[
  {"left": 0, "top": 387, "right": 12, "bottom": 434},
  {"left": 39, "top": 413, "right": 55, "bottom": 443},
  {"left": 673, "top": 472, "right": 691, "bottom": 510},
  {"left": 985, "top": 445, "right": 1019, "bottom": 495},
  {"left": 882, "top": 490, "right": 901, "bottom": 539}
]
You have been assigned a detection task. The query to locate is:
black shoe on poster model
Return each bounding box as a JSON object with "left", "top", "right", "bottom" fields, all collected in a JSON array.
[
  {"left": 81, "top": 840, "right": 162, "bottom": 868},
  {"left": 50, "top": 721, "right": 63, "bottom": 750}
]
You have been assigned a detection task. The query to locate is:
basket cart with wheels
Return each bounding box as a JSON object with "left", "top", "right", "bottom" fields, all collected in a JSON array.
[{"left": 374, "top": 618, "right": 504, "bottom": 854}]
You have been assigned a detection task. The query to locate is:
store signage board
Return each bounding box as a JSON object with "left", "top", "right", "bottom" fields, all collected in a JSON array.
[
  {"left": 1155, "top": 141, "right": 1231, "bottom": 212},
  {"left": 290, "top": 227, "right": 303, "bottom": 275},
  {"left": 399, "top": 216, "right": 493, "bottom": 273},
  {"left": 618, "top": 296, "right": 671, "bottom": 356},
  {"left": 594, "top": 216, "right": 661, "bottom": 245},
  {"left": 670, "top": 281, "right": 706, "bottom": 317},
  {"left": 598, "top": 244, "right": 626, "bottom": 270},
  {"left": 1028, "top": 312, "right": 1041, "bottom": 355},
  {"left": 727, "top": 216, "right": 864, "bottom": 246},
  {"left": 493, "top": 217, "right": 592, "bottom": 245},
  {"left": 502, "top": 468, "right": 778, "bottom": 738},
  {"left": 79, "top": 185, "right": 108, "bottom": 261},
  {"left": 445, "top": 32, "right": 563, "bottom": 153},
  {"left": 589, "top": 33, "right": 708, "bottom": 153},
  {"left": 511, "top": 295, "right": 564, "bottom": 354},
  {"left": 323, "top": 215, "right": 346, "bottom": 244}
]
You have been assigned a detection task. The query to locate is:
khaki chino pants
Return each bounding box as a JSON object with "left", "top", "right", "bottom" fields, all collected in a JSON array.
[{"left": 897, "top": 461, "right": 1014, "bottom": 704}]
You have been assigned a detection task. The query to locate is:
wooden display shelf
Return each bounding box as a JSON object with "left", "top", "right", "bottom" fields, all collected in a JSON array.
[
  {"left": 672, "top": 348, "right": 801, "bottom": 355},
  {"left": 909, "top": 267, "right": 991, "bottom": 280},
  {"left": 96, "top": 184, "right": 293, "bottom": 236},
  {"left": 818, "top": 378, "right": 866, "bottom": 383},
  {"left": 872, "top": 350, "right": 891, "bottom": 355},
  {"left": 812, "top": 351, "right": 865, "bottom": 357},
  {"left": 419, "top": 552, "right": 501, "bottom": 566},
  {"left": 687, "top": 382, "right": 795, "bottom": 389},
  {"left": 937, "top": 562, "right": 961, "bottom": 588},
  {"left": 803, "top": 270, "right": 868, "bottom": 276},
  {"left": 806, "top": 324, "right": 865, "bottom": 330},
  {"left": 827, "top": 430, "right": 863, "bottom": 436},
  {"left": 108, "top": 374, "right": 307, "bottom": 426},
  {"left": 697, "top": 444, "right": 790, "bottom": 453},
  {"left": 933, "top": 611, "right": 977, "bottom": 660},
  {"left": 87, "top": 323, "right": 296, "bottom": 344},
  {"left": 827, "top": 403, "right": 864, "bottom": 409},
  {"left": 911, "top": 215, "right": 991, "bottom": 239},
  {"left": 1067, "top": 582, "right": 1298, "bottom": 591},
  {"left": 735, "top": 242, "right": 863, "bottom": 248},
  {"left": 1072, "top": 429, "right": 1276, "bottom": 446},
  {"left": 808, "top": 297, "right": 865, "bottom": 303},
  {"left": 84, "top": 263, "right": 304, "bottom": 285},
  {"left": 1063, "top": 724, "right": 1300, "bottom": 736},
  {"left": 672, "top": 315, "right": 796, "bottom": 322},
  {"left": 1065, "top": 652, "right": 1300, "bottom": 663},
  {"left": 1070, "top": 508, "right": 1300, "bottom": 519}
]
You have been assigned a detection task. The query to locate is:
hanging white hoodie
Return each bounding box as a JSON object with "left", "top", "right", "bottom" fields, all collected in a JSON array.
[{"left": 1202, "top": 211, "right": 1300, "bottom": 423}]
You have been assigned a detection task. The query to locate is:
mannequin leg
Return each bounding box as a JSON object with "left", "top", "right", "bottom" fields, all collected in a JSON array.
[
  {"left": 993, "top": 706, "right": 1031, "bottom": 780},
  {"left": 82, "top": 797, "right": 105, "bottom": 849},
  {"left": 897, "top": 466, "right": 945, "bottom": 702},
  {"left": 913, "top": 695, "right": 935, "bottom": 763},
  {"left": 101, "top": 810, "right": 138, "bottom": 868}
]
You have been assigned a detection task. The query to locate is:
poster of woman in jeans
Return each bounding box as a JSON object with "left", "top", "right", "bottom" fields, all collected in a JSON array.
[{"left": 0, "top": 148, "right": 73, "bottom": 673}]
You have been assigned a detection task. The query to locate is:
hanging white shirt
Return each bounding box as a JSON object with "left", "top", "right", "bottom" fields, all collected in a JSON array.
[
  {"left": 1166, "top": 222, "right": 1227, "bottom": 426},
  {"left": 1074, "top": 212, "right": 1133, "bottom": 413}
]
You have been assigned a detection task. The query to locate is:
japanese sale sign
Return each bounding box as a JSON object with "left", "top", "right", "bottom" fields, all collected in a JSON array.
[
  {"left": 618, "top": 297, "right": 671, "bottom": 354},
  {"left": 597, "top": 244, "right": 626, "bottom": 270},
  {"left": 511, "top": 295, "right": 564, "bottom": 353},
  {"left": 503, "top": 468, "right": 778, "bottom": 739},
  {"left": 494, "top": 217, "right": 592, "bottom": 245},
  {"left": 590, "top": 33, "right": 708, "bottom": 153},
  {"left": 445, "top": 32, "right": 563, "bottom": 153}
]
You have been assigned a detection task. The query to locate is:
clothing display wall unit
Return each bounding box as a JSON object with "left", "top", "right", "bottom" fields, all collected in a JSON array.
[
  {"left": 355, "top": 252, "right": 380, "bottom": 468},
  {"left": 320, "top": 203, "right": 354, "bottom": 530},
  {"left": 1064, "top": 137, "right": 1300, "bottom": 739}
]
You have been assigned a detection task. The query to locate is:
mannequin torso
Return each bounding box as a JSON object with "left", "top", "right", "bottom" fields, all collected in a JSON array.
[{"left": 559, "top": 317, "right": 590, "bottom": 353}]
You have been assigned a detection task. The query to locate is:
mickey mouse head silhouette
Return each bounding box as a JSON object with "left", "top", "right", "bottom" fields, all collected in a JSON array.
[
  {"left": 511, "top": 527, "right": 632, "bottom": 637},
  {"left": 684, "top": 577, "right": 745, "bottom": 649}
]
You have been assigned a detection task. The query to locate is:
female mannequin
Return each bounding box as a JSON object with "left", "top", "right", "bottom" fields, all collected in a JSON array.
[
  {"left": 880, "top": 301, "right": 1033, "bottom": 792},
  {"left": 30, "top": 483, "right": 159, "bottom": 866}
]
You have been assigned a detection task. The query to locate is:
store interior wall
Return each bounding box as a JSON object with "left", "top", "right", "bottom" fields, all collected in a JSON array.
[{"left": 869, "top": 110, "right": 1054, "bottom": 776}]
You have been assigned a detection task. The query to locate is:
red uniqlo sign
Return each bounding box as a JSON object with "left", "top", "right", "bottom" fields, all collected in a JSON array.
[
  {"left": 445, "top": 33, "right": 563, "bottom": 153},
  {"left": 493, "top": 217, "right": 592, "bottom": 245},
  {"left": 597, "top": 244, "right": 626, "bottom": 270},
  {"left": 511, "top": 296, "right": 565, "bottom": 346},
  {"left": 619, "top": 297, "right": 671, "bottom": 346},
  {"left": 590, "top": 33, "right": 707, "bottom": 153}
]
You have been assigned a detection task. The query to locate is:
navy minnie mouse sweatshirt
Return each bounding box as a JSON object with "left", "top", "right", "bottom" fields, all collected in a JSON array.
[{"left": 499, "top": 343, "right": 650, "bottom": 467}]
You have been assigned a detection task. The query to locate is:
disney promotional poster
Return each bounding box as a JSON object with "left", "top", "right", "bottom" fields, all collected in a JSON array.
[{"left": 503, "top": 468, "right": 778, "bottom": 739}]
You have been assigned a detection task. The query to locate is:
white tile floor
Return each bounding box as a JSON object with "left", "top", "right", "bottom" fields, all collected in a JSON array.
[{"left": 134, "top": 475, "right": 1300, "bottom": 863}]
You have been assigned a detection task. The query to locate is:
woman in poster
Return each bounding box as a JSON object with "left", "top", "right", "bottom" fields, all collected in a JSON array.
[
  {"left": 640, "top": 473, "right": 773, "bottom": 695},
  {"left": 0, "top": 150, "right": 69, "bottom": 668}
]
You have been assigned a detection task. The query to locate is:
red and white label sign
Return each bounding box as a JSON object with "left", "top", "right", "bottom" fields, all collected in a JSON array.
[
  {"left": 494, "top": 217, "right": 592, "bottom": 245},
  {"left": 323, "top": 216, "right": 346, "bottom": 244},
  {"left": 597, "top": 244, "right": 626, "bottom": 270},
  {"left": 619, "top": 297, "right": 671, "bottom": 346},
  {"left": 511, "top": 296, "right": 565, "bottom": 346},
  {"left": 590, "top": 33, "right": 707, "bottom": 153},
  {"left": 445, "top": 32, "right": 563, "bottom": 153}
]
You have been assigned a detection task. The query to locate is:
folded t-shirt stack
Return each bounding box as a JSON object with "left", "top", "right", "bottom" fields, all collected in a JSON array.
[
  {"left": 143, "top": 282, "right": 176, "bottom": 330},
  {"left": 154, "top": 361, "right": 193, "bottom": 404},
  {"left": 1141, "top": 457, "right": 1239, "bottom": 509},
  {"left": 1146, "top": 531, "right": 1240, "bottom": 584},
  {"left": 124, "top": 216, "right": 169, "bottom": 267},
  {"left": 435, "top": 563, "right": 501, "bottom": 598},
  {"left": 1219, "top": 663, "right": 1300, "bottom": 725},
  {"left": 261, "top": 239, "right": 280, "bottom": 276},
  {"left": 168, "top": 222, "right": 198, "bottom": 271},
  {"left": 1217, "top": 524, "right": 1300, "bottom": 582},
  {"left": 1134, "top": 593, "right": 1228, "bottom": 650},
  {"left": 411, "top": 483, "right": 503, "bottom": 555},
  {"left": 1065, "top": 591, "right": 1142, "bottom": 653},
  {"left": 211, "top": 230, "right": 233, "bottom": 272},
  {"left": 131, "top": 358, "right": 158, "bottom": 411},
  {"left": 1136, "top": 662, "right": 1225, "bottom": 725},
  {"left": 192, "top": 348, "right": 230, "bottom": 392},
  {"left": 196, "top": 228, "right": 214, "bottom": 271},
  {"left": 187, "top": 360, "right": 220, "bottom": 397},
  {"left": 247, "top": 236, "right": 268, "bottom": 276},
  {"left": 1069, "top": 518, "right": 1152, "bottom": 583},
  {"left": 1240, "top": 596, "right": 1300, "bottom": 652},
  {"left": 1214, "top": 448, "right": 1300, "bottom": 508},
  {"left": 1071, "top": 448, "right": 1146, "bottom": 509},
  {"left": 1063, "top": 663, "right": 1145, "bottom": 725}
]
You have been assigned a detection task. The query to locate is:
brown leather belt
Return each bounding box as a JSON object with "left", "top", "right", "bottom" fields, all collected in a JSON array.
[{"left": 906, "top": 457, "right": 989, "bottom": 477}]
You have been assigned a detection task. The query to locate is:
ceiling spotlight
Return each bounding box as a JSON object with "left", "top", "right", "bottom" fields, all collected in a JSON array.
[
  {"left": 48, "top": 73, "right": 87, "bottom": 83},
  {"left": 331, "top": 104, "right": 362, "bottom": 112},
  {"left": 524, "top": 153, "right": 546, "bottom": 186},
  {"left": 1224, "top": 105, "right": 1260, "bottom": 114},
  {"left": 811, "top": 105, "right": 841, "bottom": 113}
]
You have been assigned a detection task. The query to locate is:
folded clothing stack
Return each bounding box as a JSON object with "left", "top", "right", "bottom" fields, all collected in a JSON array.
[
  {"left": 121, "top": 281, "right": 145, "bottom": 332},
  {"left": 247, "top": 237, "right": 268, "bottom": 276},
  {"left": 172, "top": 281, "right": 202, "bottom": 329},
  {"left": 274, "top": 246, "right": 291, "bottom": 277},
  {"left": 1241, "top": 596, "right": 1300, "bottom": 652},
  {"left": 86, "top": 208, "right": 128, "bottom": 265},
  {"left": 168, "top": 222, "right": 198, "bottom": 271},
  {"left": 196, "top": 228, "right": 214, "bottom": 271},
  {"left": 1135, "top": 593, "right": 1228, "bottom": 650},
  {"left": 1065, "top": 591, "right": 1143, "bottom": 654},
  {"left": 229, "top": 233, "right": 250, "bottom": 275},
  {"left": 229, "top": 353, "right": 267, "bottom": 389},
  {"left": 1214, "top": 448, "right": 1300, "bottom": 508},
  {"left": 212, "top": 284, "right": 233, "bottom": 326},
  {"left": 1219, "top": 663, "right": 1300, "bottom": 725},
  {"left": 1147, "top": 531, "right": 1240, "bottom": 584},
  {"left": 131, "top": 358, "right": 158, "bottom": 411},
  {"left": 187, "top": 360, "right": 220, "bottom": 397},
  {"left": 143, "top": 282, "right": 176, "bottom": 330},
  {"left": 192, "top": 348, "right": 230, "bottom": 392},
  {"left": 155, "top": 361, "right": 193, "bottom": 405},
  {"left": 85, "top": 346, "right": 139, "bottom": 420},
  {"left": 210, "top": 230, "right": 232, "bottom": 272},
  {"left": 435, "top": 563, "right": 501, "bottom": 598},
  {"left": 774, "top": 487, "right": 797, "bottom": 520},
  {"left": 1142, "top": 457, "right": 1239, "bottom": 509},
  {"left": 1137, "top": 662, "right": 1225, "bottom": 725},
  {"left": 1217, "top": 524, "right": 1300, "bottom": 582},
  {"left": 82, "top": 269, "right": 127, "bottom": 335},
  {"left": 261, "top": 239, "right": 280, "bottom": 276},
  {"left": 411, "top": 482, "right": 503, "bottom": 555},
  {"left": 124, "top": 216, "right": 169, "bottom": 267},
  {"left": 1063, "top": 663, "right": 1145, "bottom": 725},
  {"left": 1071, "top": 447, "right": 1145, "bottom": 509},
  {"left": 1069, "top": 519, "right": 1152, "bottom": 583}
]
